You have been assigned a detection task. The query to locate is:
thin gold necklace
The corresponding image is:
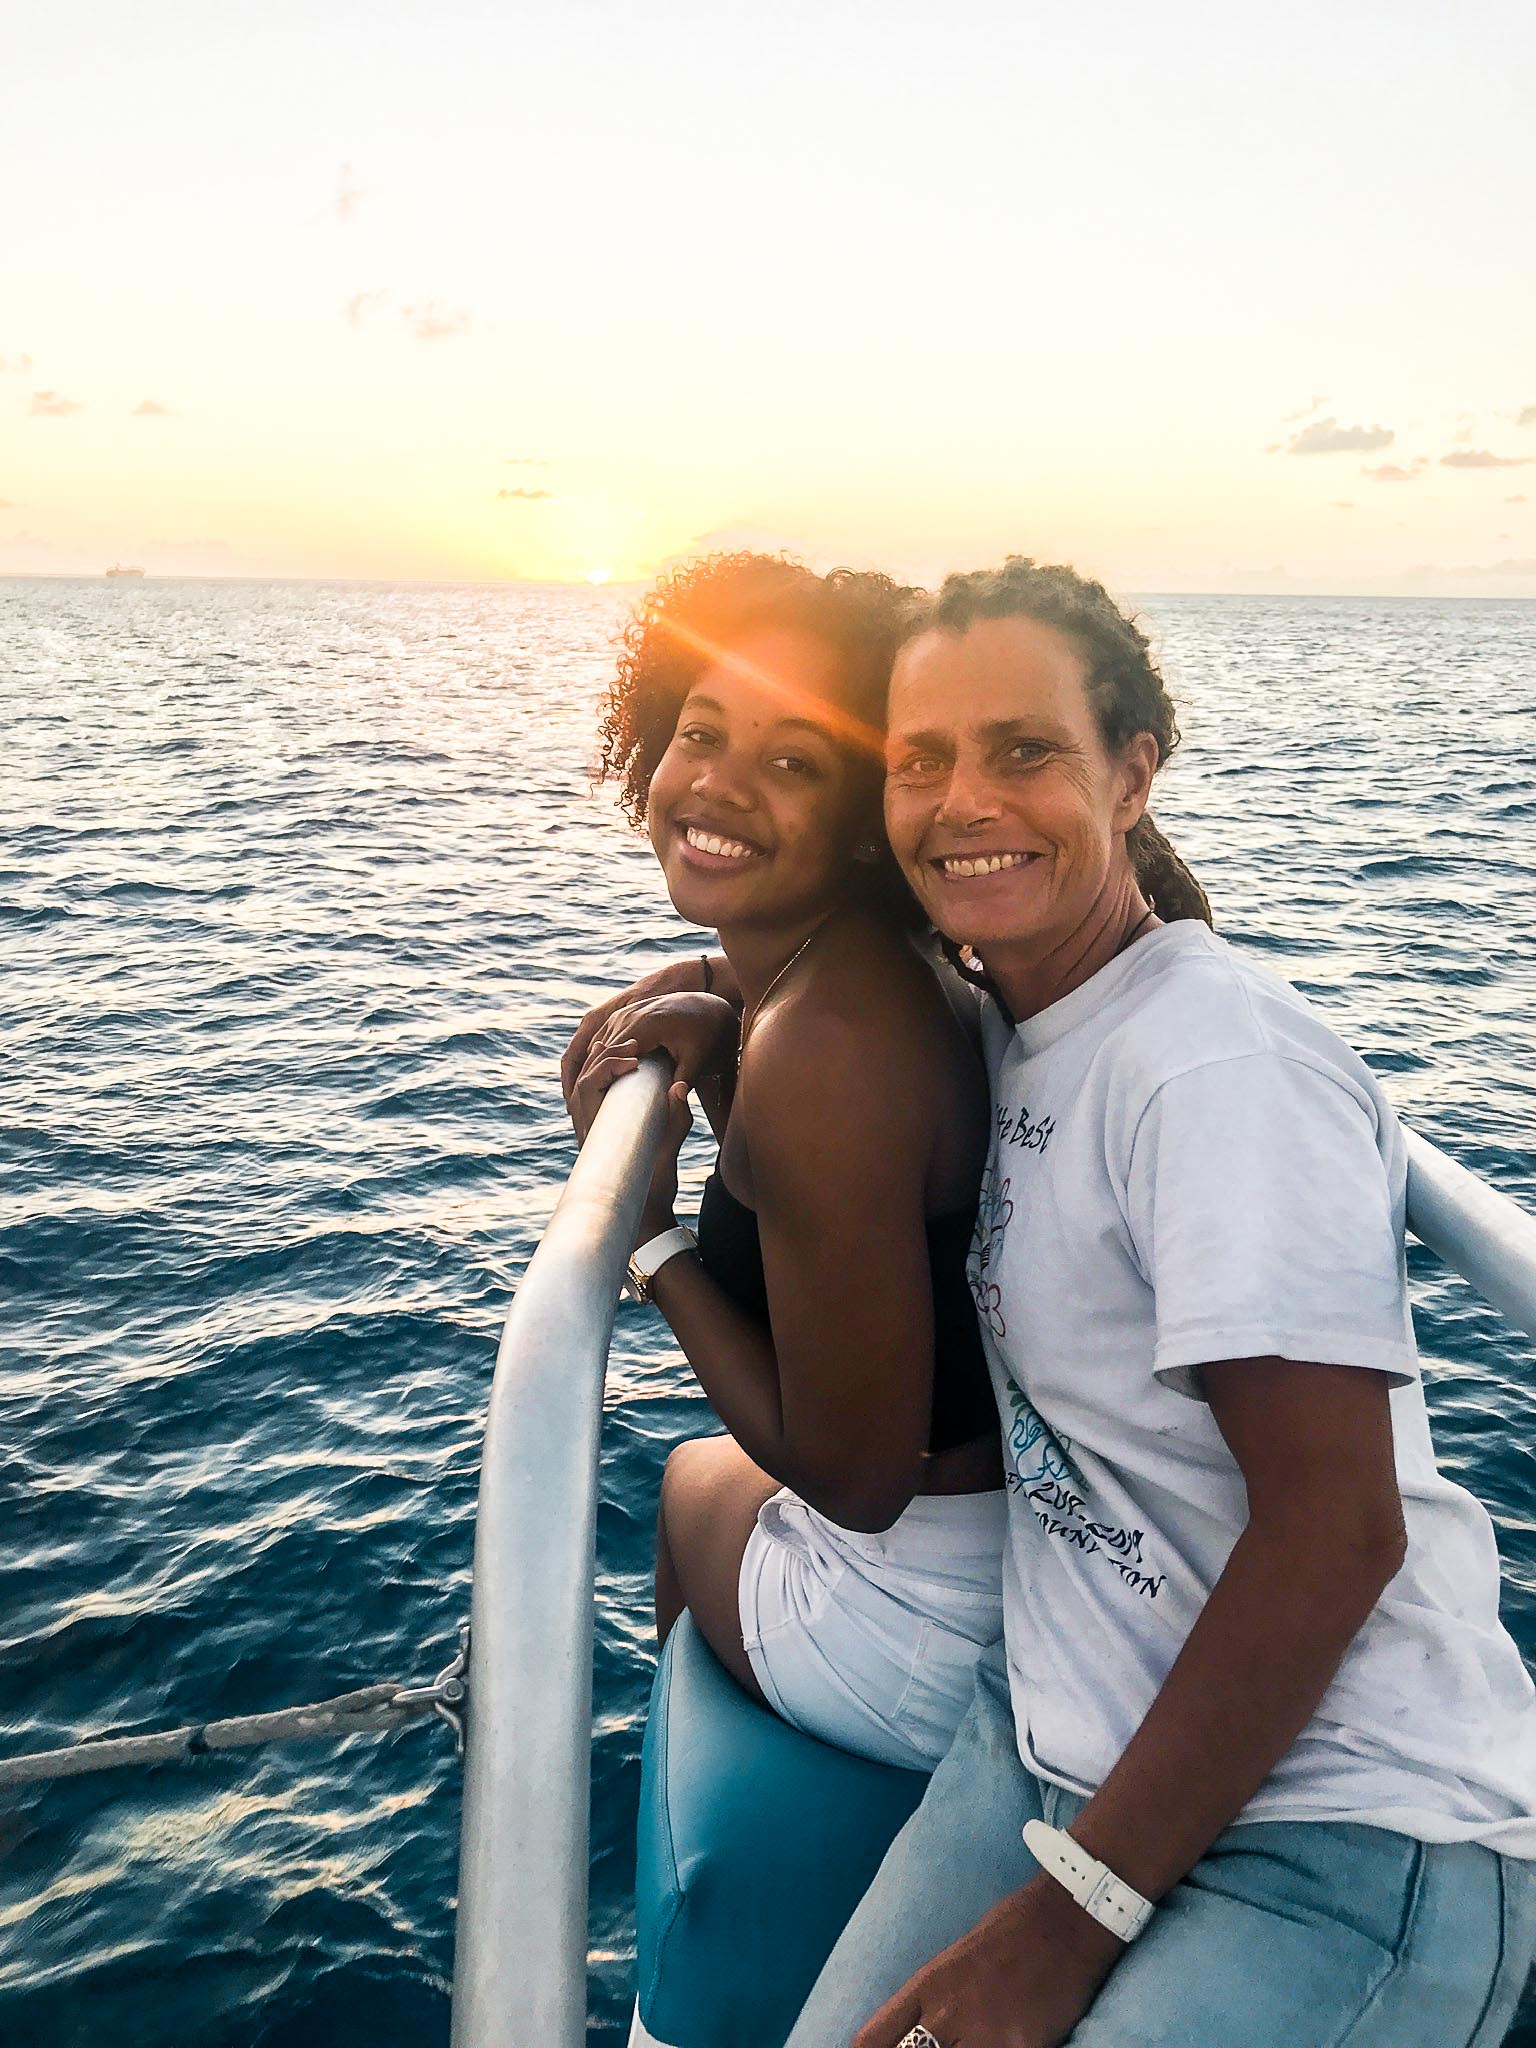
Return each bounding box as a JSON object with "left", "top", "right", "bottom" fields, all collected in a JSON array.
[{"left": 739, "top": 919, "right": 829, "bottom": 1052}]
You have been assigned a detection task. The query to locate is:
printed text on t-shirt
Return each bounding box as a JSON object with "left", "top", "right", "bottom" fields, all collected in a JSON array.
[
  {"left": 1004, "top": 1384, "right": 1166, "bottom": 1600},
  {"left": 996, "top": 1102, "right": 1056, "bottom": 1154}
]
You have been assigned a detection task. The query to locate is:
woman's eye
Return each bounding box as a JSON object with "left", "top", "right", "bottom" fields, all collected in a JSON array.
[
  {"left": 770, "top": 753, "right": 817, "bottom": 777},
  {"left": 679, "top": 725, "right": 717, "bottom": 746},
  {"left": 1006, "top": 741, "right": 1047, "bottom": 766}
]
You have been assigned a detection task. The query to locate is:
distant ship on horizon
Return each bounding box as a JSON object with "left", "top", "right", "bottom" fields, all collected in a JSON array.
[{"left": 105, "top": 563, "right": 145, "bottom": 579}]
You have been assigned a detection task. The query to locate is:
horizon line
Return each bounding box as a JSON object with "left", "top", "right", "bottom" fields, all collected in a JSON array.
[{"left": 3, "top": 571, "right": 1535, "bottom": 604}]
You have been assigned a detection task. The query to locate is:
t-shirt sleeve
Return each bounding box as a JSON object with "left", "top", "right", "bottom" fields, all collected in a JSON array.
[{"left": 1124, "top": 1050, "right": 1419, "bottom": 1400}]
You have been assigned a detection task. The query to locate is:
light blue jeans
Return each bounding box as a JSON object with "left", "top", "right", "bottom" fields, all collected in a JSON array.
[{"left": 786, "top": 1645, "right": 1536, "bottom": 2047}]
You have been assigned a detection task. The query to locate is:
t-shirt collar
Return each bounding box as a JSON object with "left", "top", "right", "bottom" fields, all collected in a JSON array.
[{"left": 1002, "top": 919, "right": 1213, "bottom": 1056}]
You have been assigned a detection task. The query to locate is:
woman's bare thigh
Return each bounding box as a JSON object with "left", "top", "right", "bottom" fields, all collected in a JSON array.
[{"left": 658, "top": 1434, "right": 780, "bottom": 1700}]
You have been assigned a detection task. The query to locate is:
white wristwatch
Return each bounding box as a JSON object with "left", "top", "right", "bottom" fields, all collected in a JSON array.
[
  {"left": 625, "top": 1226, "right": 698, "bottom": 1304},
  {"left": 1021, "top": 1820, "right": 1154, "bottom": 1943}
]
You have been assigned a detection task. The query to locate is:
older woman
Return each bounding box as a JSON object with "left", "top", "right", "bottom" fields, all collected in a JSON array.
[{"left": 783, "top": 558, "right": 1536, "bottom": 2048}]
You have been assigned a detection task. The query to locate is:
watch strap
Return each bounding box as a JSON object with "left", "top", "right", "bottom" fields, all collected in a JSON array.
[
  {"left": 626, "top": 1226, "right": 698, "bottom": 1303},
  {"left": 1021, "top": 1820, "right": 1154, "bottom": 1943}
]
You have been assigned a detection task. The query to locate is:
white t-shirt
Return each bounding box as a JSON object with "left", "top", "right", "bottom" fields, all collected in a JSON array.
[{"left": 975, "top": 918, "right": 1536, "bottom": 1852}]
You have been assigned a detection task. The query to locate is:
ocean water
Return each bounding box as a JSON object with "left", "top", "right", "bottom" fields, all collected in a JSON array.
[{"left": 1, "top": 577, "right": 1533, "bottom": 2047}]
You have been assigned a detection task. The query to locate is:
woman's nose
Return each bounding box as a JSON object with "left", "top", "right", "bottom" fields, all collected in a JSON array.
[
  {"left": 690, "top": 753, "right": 755, "bottom": 809},
  {"left": 934, "top": 758, "right": 1001, "bottom": 829}
]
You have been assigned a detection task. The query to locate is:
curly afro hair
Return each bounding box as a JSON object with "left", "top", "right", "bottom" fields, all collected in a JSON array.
[{"left": 597, "top": 551, "right": 923, "bottom": 925}]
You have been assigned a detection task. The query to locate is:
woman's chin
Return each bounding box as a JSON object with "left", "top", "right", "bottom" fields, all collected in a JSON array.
[
  {"left": 661, "top": 865, "right": 750, "bottom": 929},
  {"left": 910, "top": 867, "right": 1057, "bottom": 958}
]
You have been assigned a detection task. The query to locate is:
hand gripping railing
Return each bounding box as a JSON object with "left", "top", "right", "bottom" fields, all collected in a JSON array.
[{"left": 451, "top": 1055, "right": 673, "bottom": 2048}]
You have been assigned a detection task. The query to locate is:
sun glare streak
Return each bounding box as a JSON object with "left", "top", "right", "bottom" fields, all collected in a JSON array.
[{"left": 653, "top": 611, "right": 887, "bottom": 763}]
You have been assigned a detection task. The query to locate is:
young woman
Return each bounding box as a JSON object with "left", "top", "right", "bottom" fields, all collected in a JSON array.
[
  {"left": 780, "top": 558, "right": 1536, "bottom": 2048},
  {"left": 564, "top": 552, "right": 1008, "bottom": 1772}
]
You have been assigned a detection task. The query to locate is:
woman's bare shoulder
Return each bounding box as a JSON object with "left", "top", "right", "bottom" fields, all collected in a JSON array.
[{"left": 741, "top": 918, "right": 970, "bottom": 1126}]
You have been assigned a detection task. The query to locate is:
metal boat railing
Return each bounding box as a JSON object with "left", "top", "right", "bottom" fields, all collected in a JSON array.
[
  {"left": 1403, "top": 1129, "right": 1536, "bottom": 1344},
  {"left": 449, "top": 1076, "right": 1536, "bottom": 2046},
  {"left": 452, "top": 1055, "right": 673, "bottom": 2048}
]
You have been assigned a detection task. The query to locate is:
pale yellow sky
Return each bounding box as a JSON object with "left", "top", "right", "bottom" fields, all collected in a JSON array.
[{"left": 4, "top": 0, "right": 1534, "bottom": 595}]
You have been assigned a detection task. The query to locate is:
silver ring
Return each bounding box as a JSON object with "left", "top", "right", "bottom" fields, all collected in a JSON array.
[{"left": 897, "top": 2030, "right": 944, "bottom": 2048}]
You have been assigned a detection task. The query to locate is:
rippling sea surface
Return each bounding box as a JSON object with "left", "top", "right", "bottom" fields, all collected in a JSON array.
[{"left": 2, "top": 579, "right": 1533, "bottom": 2046}]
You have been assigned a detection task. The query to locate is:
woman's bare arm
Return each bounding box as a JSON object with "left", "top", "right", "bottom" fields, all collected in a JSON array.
[
  {"left": 1065, "top": 1358, "right": 1406, "bottom": 1896},
  {"left": 646, "top": 997, "right": 940, "bottom": 1531}
]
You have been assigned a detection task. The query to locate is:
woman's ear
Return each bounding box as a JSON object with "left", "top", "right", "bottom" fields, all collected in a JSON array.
[{"left": 1113, "top": 732, "right": 1159, "bottom": 834}]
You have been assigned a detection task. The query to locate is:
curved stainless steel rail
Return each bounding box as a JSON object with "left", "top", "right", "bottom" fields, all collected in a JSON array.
[
  {"left": 448, "top": 1085, "right": 1536, "bottom": 2046},
  {"left": 1405, "top": 1129, "right": 1536, "bottom": 1343},
  {"left": 451, "top": 1056, "right": 672, "bottom": 2048}
]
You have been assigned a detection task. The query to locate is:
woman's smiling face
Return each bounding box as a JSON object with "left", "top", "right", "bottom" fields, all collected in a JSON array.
[
  {"left": 646, "top": 627, "right": 869, "bottom": 934},
  {"left": 883, "top": 615, "right": 1155, "bottom": 960}
]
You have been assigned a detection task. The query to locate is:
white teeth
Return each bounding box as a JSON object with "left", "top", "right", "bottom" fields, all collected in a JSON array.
[
  {"left": 939, "top": 852, "right": 1029, "bottom": 878},
  {"left": 686, "top": 826, "right": 755, "bottom": 860}
]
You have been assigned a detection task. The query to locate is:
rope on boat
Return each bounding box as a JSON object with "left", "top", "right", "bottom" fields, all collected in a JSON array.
[{"left": 0, "top": 1623, "right": 470, "bottom": 1793}]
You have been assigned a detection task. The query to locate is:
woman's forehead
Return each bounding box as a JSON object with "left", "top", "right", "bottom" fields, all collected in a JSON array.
[
  {"left": 692, "top": 625, "right": 843, "bottom": 708},
  {"left": 888, "top": 618, "right": 1091, "bottom": 734},
  {"left": 685, "top": 626, "right": 884, "bottom": 759}
]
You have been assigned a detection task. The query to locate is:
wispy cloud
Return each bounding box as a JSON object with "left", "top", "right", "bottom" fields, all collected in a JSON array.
[
  {"left": 132, "top": 398, "right": 170, "bottom": 417},
  {"left": 406, "top": 301, "right": 472, "bottom": 341},
  {"left": 1440, "top": 449, "right": 1532, "bottom": 470},
  {"left": 497, "top": 486, "right": 554, "bottom": 501},
  {"left": 30, "top": 389, "right": 82, "bottom": 417},
  {"left": 1508, "top": 495, "right": 1528, "bottom": 505},
  {"left": 0, "top": 498, "right": 16, "bottom": 509},
  {"left": 1283, "top": 417, "right": 1393, "bottom": 455},
  {"left": 1, "top": 353, "right": 32, "bottom": 374},
  {"left": 343, "top": 292, "right": 473, "bottom": 340},
  {"left": 336, "top": 163, "right": 363, "bottom": 223},
  {"left": 504, "top": 455, "right": 549, "bottom": 467},
  {"left": 1281, "top": 395, "right": 1329, "bottom": 423},
  {"left": 1518, "top": 405, "right": 1536, "bottom": 430},
  {"left": 1362, "top": 460, "right": 1425, "bottom": 483},
  {"left": 1330, "top": 501, "right": 1354, "bottom": 510}
]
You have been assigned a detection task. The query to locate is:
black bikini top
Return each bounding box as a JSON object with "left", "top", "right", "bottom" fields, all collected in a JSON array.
[{"left": 695, "top": 1166, "right": 998, "bottom": 1456}]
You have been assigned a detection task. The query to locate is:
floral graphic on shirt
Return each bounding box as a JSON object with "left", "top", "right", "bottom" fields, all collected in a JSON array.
[
  {"left": 967, "top": 1167, "right": 1013, "bottom": 1337},
  {"left": 1003, "top": 1380, "right": 1078, "bottom": 1488},
  {"left": 971, "top": 1116, "right": 1166, "bottom": 1600}
]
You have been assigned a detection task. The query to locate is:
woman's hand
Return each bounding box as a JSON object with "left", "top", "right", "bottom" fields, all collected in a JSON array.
[
  {"left": 566, "top": 1033, "right": 695, "bottom": 1237},
  {"left": 853, "top": 1878, "right": 1121, "bottom": 2048},
  {"left": 560, "top": 958, "right": 736, "bottom": 1108},
  {"left": 587, "top": 992, "right": 739, "bottom": 1091}
]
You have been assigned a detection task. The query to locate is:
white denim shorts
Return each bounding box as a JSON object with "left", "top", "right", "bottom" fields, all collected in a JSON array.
[{"left": 738, "top": 1486, "right": 1007, "bottom": 1772}]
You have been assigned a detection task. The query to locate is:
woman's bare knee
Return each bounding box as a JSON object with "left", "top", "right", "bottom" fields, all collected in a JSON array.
[{"left": 653, "top": 1434, "right": 778, "bottom": 1700}]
